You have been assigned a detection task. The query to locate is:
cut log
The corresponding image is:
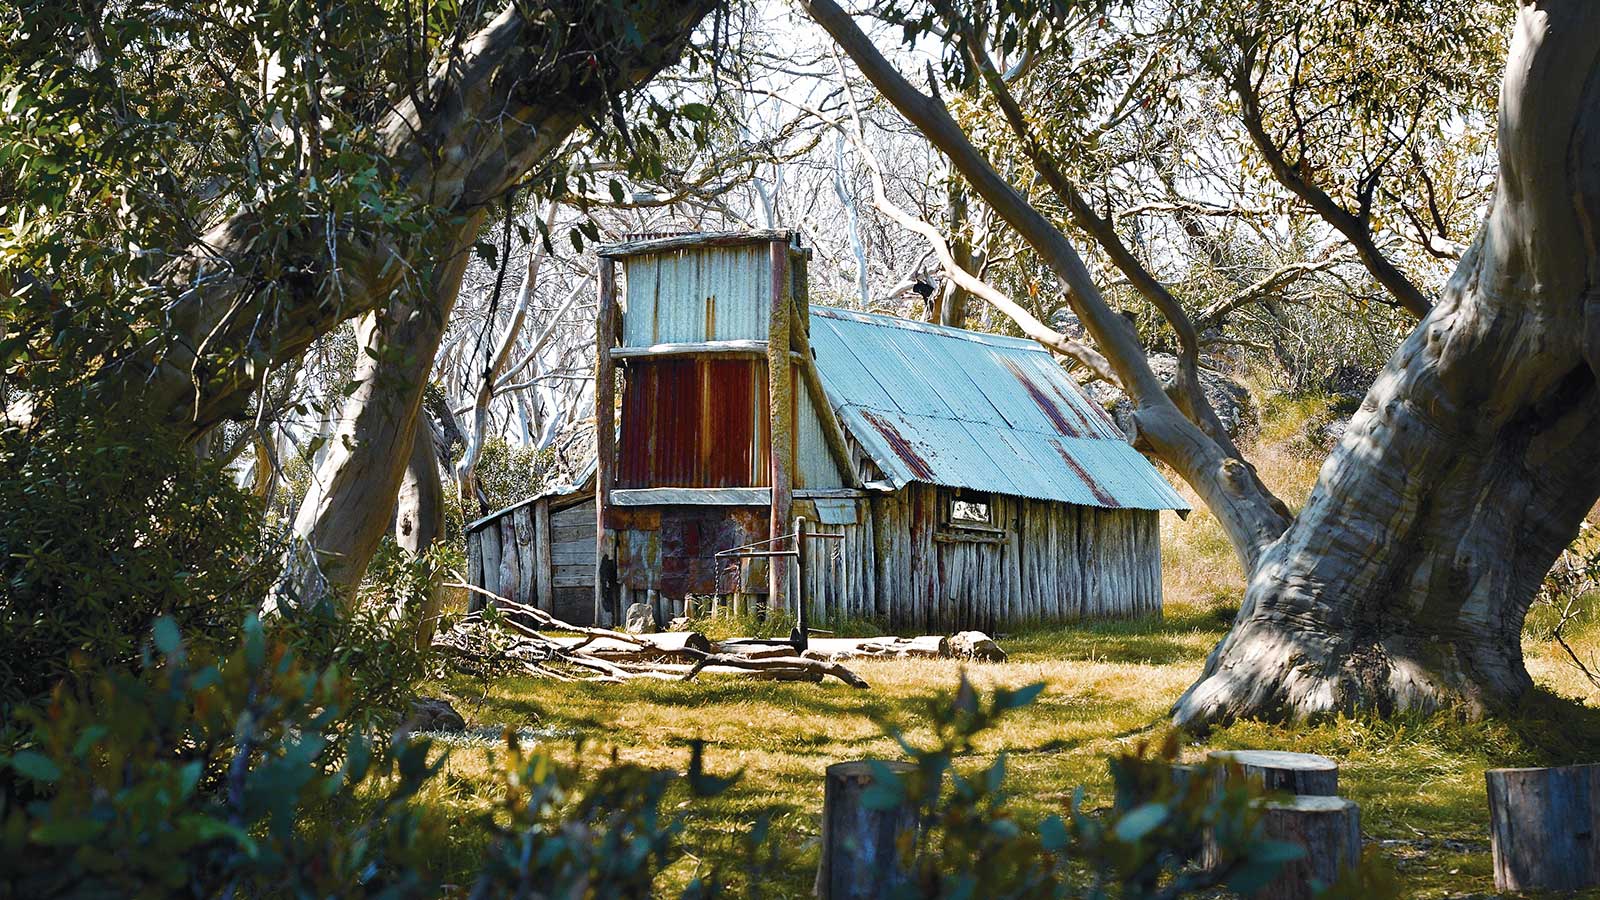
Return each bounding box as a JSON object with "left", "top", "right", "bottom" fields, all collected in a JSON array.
[
  {"left": 950, "top": 631, "right": 1006, "bottom": 662},
  {"left": 1208, "top": 750, "right": 1338, "bottom": 796},
  {"left": 546, "top": 631, "right": 712, "bottom": 659},
  {"left": 816, "top": 760, "right": 918, "bottom": 900},
  {"left": 857, "top": 635, "right": 951, "bottom": 659},
  {"left": 1252, "top": 795, "right": 1361, "bottom": 900},
  {"left": 1486, "top": 764, "right": 1600, "bottom": 892},
  {"left": 680, "top": 651, "right": 870, "bottom": 689}
]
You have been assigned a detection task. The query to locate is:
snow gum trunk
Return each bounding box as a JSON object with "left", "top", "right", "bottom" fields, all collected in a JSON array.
[{"left": 1175, "top": 2, "right": 1600, "bottom": 727}]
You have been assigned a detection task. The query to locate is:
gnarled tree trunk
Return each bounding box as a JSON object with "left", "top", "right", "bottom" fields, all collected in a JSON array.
[
  {"left": 1172, "top": 3, "right": 1600, "bottom": 725},
  {"left": 94, "top": 0, "right": 714, "bottom": 439}
]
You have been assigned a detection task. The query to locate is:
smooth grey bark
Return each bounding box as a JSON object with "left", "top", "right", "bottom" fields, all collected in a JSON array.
[
  {"left": 395, "top": 411, "right": 447, "bottom": 645},
  {"left": 1172, "top": 2, "right": 1600, "bottom": 726},
  {"left": 97, "top": 0, "right": 714, "bottom": 440},
  {"left": 277, "top": 220, "right": 479, "bottom": 609},
  {"left": 938, "top": 180, "right": 971, "bottom": 329},
  {"left": 807, "top": 0, "right": 1292, "bottom": 571}
]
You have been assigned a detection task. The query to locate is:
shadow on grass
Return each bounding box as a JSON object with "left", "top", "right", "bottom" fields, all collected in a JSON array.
[{"left": 1495, "top": 688, "right": 1600, "bottom": 766}]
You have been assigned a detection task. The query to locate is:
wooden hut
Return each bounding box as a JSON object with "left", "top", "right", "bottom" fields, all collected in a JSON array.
[{"left": 467, "top": 230, "right": 1190, "bottom": 630}]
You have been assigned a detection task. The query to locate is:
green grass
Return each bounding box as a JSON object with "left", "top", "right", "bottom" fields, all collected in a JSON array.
[
  {"left": 414, "top": 612, "right": 1600, "bottom": 897},
  {"left": 413, "top": 389, "right": 1600, "bottom": 897}
]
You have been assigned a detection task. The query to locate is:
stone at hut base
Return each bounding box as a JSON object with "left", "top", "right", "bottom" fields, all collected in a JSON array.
[{"left": 625, "top": 602, "right": 656, "bottom": 634}]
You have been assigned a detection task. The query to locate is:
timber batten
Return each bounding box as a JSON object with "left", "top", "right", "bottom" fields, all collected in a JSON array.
[{"left": 467, "top": 231, "right": 1187, "bottom": 632}]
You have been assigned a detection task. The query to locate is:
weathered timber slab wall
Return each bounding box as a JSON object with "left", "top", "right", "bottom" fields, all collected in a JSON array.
[
  {"left": 863, "top": 484, "right": 1161, "bottom": 631},
  {"left": 467, "top": 493, "right": 597, "bottom": 625},
  {"left": 471, "top": 484, "right": 1160, "bottom": 632}
]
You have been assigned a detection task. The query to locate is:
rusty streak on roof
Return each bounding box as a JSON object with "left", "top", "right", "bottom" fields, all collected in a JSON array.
[{"left": 808, "top": 307, "right": 1190, "bottom": 512}]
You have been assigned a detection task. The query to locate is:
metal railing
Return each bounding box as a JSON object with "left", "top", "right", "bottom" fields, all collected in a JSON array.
[{"left": 713, "top": 517, "right": 841, "bottom": 651}]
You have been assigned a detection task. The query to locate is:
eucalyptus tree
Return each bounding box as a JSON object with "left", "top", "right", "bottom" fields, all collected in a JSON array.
[
  {"left": 3, "top": 0, "right": 724, "bottom": 609},
  {"left": 808, "top": 0, "right": 1600, "bottom": 727}
]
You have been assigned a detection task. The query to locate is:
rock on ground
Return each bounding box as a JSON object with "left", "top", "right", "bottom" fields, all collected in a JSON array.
[
  {"left": 950, "top": 631, "right": 1007, "bottom": 662},
  {"left": 625, "top": 602, "right": 656, "bottom": 634},
  {"left": 400, "top": 696, "right": 466, "bottom": 738}
]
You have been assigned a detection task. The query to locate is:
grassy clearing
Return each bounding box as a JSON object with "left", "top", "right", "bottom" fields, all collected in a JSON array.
[{"left": 417, "top": 391, "right": 1600, "bottom": 898}]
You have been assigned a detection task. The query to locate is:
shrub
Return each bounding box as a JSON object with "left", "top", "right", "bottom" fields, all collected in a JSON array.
[
  {"left": 0, "top": 615, "right": 441, "bottom": 898},
  {"left": 0, "top": 402, "right": 274, "bottom": 708},
  {"left": 867, "top": 675, "right": 1320, "bottom": 899}
]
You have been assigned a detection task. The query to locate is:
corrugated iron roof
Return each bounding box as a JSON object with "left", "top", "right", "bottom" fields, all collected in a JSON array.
[{"left": 808, "top": 307, "right": 1190, "bottom": 511}]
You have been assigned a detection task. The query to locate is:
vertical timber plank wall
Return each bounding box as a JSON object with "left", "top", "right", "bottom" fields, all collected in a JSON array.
[
  {"left": 595, "top": 256, "right": 618, "bottom": 625},
  {"left": 513, "top": 506, "right": 534, "bottom": 608},
  {"left": 850, "top": 491, "right": 1162, "bottom": 631},
  {"left": 533, "top": 500, "right": 553, "bottom": 612},
  {"left": 551, "top": 497, "right": 598, "bottom": 624},
  {"left": 767, "top": 239, "right": 794, "bottom": 614}
]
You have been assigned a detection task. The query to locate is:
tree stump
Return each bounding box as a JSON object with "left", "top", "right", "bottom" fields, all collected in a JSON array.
[
  {"left": 1209, "top": 750, "right": 1339, "bottom": 796},
  {"left": 815, "top": 760, "right": 918, "bottom": 899},
  {"left": 1251, "top": 795, "right": 1361, "bottom": 900},
  {"left": 1486, "top": 764, "right": 1600, "bottom": 892}
]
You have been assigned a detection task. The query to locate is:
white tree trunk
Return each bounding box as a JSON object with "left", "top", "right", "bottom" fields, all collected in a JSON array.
[
  {"left": 395, "top": 412, "right": 446, "bottom": 645},
  {"left": 277, "top": 220, "right": 480, "bottom": 609},
  {"left": 811, "top": 0, "right": 1600, "bottom": 726}
]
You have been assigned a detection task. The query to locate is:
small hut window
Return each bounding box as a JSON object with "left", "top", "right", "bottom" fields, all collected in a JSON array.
[{"left": 949, "top": 490, "right": 992, "bottom": 526}]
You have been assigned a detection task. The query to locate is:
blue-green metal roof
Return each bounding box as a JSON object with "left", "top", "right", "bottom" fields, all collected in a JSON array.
[{"left": 808, "top": 307, "right": 1190, "bottom": 512}]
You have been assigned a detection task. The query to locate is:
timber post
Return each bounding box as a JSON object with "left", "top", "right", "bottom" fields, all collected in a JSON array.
[
  {"left": 815, "top": 760, "right": 917, "bottom": 900},
  {"left": 767, "top": 237, "right": 794, "bottom": 616},
  {"left": 594, "top": 255, "right": 618, "bottom": 626},
  {"left": 795, "top": 515, "right": 810, "bottom": 652},
  {"left": 1487, "top": 764, "right": 1600, "bottom": 891}
]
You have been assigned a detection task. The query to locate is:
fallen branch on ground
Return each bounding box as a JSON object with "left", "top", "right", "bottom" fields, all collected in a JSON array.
[{"left": 434, "top": 583, "right": 871, "bottom": 688}]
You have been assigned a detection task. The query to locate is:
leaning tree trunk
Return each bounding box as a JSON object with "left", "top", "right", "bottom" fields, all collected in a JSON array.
[
  {"left": 1173, "top": 3, "right": 1600, "bottom": 726},
  {"left": 277, "top": 222, "right": 479, "bottom": 609},
  {"left": 395, "top": 412, "right": 447, "bottom": 645},
  {"left": 811, "top": 0, "right": 1600, "bottom": 726}
]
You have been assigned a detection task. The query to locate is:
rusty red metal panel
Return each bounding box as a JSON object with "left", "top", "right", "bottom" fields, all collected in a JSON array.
[{"left": 618, "top": 358, "right": 770, "bottom": 488}]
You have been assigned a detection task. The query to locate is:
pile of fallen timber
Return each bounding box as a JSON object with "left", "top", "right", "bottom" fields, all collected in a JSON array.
[
  {"left": 437, "top": 585, "right": 871, "bottom": 688},
  {"left": 436, "top": 583, "right": 1007, "bottom": 690}
]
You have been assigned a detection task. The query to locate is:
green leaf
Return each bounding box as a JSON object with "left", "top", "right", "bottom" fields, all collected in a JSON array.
[
  {"left": 679, "top": 102, "right": 712, "bottom": 122},
  {"left": 30, "top": 818, "right": 105, "bottom": 845},
  {"left": 152, "top": 616, "right": 180, "bottom": 657},
  {"left": 1039, "top": 814, "right": 1068, "bottom": 851},
  {"left": 1112, "top": 801, "right": 1168, "bottom": 843},
  {"left": 995, "top": 681, "right": 1045, "bottom": 711},
  {"left": 10, "top": 750, "right": 61, "bottom": 783},
  {"left": 1250, "top": 840, "right": 1308, "bottom": 865}
]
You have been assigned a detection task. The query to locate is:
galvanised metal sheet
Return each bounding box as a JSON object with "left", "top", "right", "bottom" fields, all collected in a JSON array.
[
  {"left": 796, "top": 374, "right": 847, "bottom": 489},
  {"left": 810, "top": 307, "right": 1189, "bottom": 511},
  {"left": 621, "top": 245, "right": 771, "bottom": 347}
]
